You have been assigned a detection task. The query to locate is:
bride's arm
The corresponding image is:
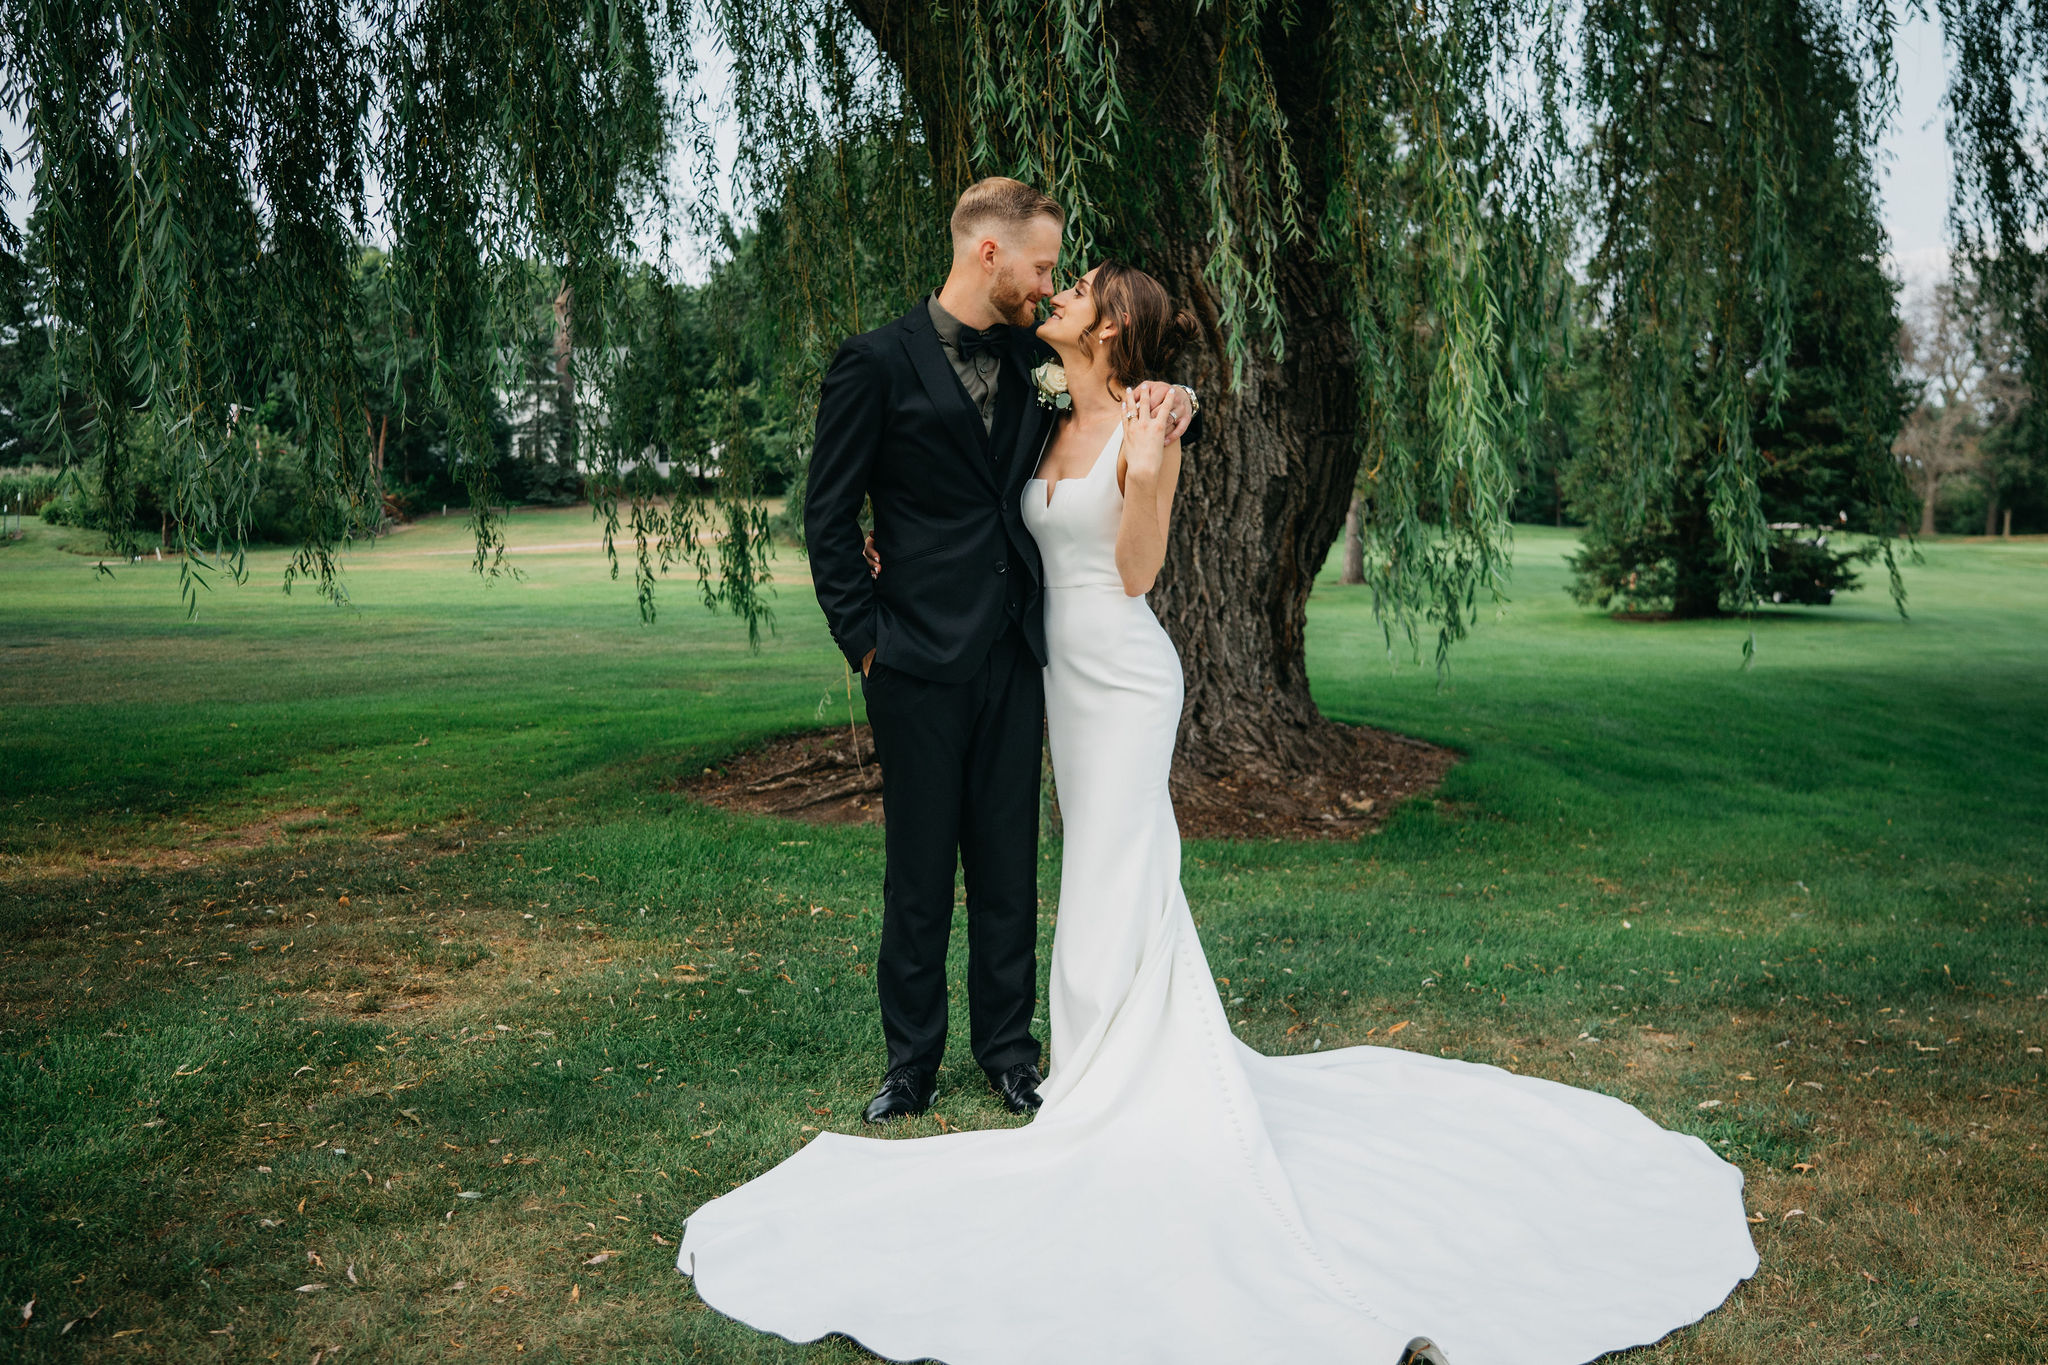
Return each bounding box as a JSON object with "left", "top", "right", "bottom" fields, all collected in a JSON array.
[{"left": 1115, "top": 398, "right": 1182, "bottom": 597}]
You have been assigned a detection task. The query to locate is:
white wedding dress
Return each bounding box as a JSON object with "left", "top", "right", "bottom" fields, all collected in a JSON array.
[{"left": 677, "top": 425, "right": 1759, "bottom": 1363}]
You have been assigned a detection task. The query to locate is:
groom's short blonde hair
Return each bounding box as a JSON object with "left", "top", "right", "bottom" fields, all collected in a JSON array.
[{"left": 950, "top": 177, "right": 1064, "bottom": 244}]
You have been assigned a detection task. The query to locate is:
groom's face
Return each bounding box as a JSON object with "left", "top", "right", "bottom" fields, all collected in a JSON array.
[{"left": 987, "top": 214, "right": 1063, "bottom": 327}]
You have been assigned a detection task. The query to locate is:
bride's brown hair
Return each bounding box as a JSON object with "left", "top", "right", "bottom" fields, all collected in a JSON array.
[{"left": 1080, "top": 261, "right": 1198, "bottom": 388}]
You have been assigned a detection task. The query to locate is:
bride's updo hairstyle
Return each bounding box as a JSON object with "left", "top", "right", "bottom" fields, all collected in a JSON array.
[{"left": 1082, "top": 261, "right": 1198, "bottom": 389}]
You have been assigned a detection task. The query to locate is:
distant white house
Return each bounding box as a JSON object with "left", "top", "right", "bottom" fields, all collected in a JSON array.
[{"left": 497, "top": 342, "right": 718, "bottom": 485}]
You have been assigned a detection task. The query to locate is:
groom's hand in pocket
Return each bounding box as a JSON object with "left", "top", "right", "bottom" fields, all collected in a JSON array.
[
  {"left": 863, "top": 533, "right": 881, "bottom": 579},
  {"left": 862, "top": 648, "right": 876, "bottom": 677}
]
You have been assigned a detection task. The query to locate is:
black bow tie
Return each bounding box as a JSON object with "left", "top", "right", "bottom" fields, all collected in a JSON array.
[{"left": 956, "top": 324, "right": 1004, "bottom": 361}]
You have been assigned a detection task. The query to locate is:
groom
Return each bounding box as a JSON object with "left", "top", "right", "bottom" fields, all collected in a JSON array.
[{"left": 805, "top": 177, "right": 1195, "bottom": 1124}]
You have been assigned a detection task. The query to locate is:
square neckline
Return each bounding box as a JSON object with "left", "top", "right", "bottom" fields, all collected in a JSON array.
[{"left": 1028, "top": 424, "right": 1124, "bottom": 508}]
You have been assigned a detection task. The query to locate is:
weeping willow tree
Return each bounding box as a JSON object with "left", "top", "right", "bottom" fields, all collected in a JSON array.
[
  {"left": 1569, "top": 0, "right": 1913, "bottom": 620},
  {"left": 2, "top": 0, "right": 2040, "bottom": 783},
  {"left": 1942, "top": 0, "right": 2048, "bottom": 476}
]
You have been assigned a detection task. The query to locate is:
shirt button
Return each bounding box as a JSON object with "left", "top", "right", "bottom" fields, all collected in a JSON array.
[{"left": 994, "top": 561, "right": 1007, "bottom": 574}]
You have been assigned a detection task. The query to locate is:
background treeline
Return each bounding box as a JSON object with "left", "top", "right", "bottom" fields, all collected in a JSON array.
[
  {"left": 1492, "top": 256, "right": 2046, "bottom": 617},
  {"left": 4, "top": 174, "right": 2043, "bottom": 620},
  {"left": 0, "top": 228, "right": 799, "bottom": 539}
]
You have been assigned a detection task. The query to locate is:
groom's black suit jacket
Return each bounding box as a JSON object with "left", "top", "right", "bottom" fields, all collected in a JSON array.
[{"left": 806, "top": 302, "right": 1057, "bottom": 684}]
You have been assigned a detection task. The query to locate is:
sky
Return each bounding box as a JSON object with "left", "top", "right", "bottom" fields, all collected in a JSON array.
[
  {"left": 1881, "top": 5, "right": 1956, "bottom": 299},
  {"left": 1, "top": 5, "right": 1966, "bottom": 296}
]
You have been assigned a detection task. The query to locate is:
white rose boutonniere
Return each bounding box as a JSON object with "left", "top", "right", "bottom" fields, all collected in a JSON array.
[{"left": 1031, "top": 361, "right": 1072, "bottom": 411}]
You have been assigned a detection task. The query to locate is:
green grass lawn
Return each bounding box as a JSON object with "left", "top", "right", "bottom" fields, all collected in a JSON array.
[{"left": 3, "top": 511, "right": 2044, "bottom": 1362}]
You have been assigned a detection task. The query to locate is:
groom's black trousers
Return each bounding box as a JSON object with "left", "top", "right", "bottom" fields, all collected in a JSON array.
[{"left": 860, "top": 623, "right": 1043, "bottom": 1082}]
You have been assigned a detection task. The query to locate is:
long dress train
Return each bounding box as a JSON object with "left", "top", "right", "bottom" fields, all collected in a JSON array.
[{"left": 676, "top": 424, "right": 1759, "bottom": 1364}]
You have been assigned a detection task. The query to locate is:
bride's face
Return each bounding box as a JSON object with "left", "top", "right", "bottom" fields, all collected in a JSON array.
[{"left": 1037, "top": 268, "right": 1117, "bottom": 358}]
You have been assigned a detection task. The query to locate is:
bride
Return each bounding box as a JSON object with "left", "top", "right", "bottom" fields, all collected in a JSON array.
[{"left": 677, "top": 262, "right": 1759, "bottom": 1364}]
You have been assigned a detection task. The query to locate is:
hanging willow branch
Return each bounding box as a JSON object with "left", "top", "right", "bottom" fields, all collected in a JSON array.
[
  {"left": 1, "top": 0, "right": 1991, "bottom": 690},
  {"left": 1941, "top": 0, "right": 2048, "bottom": 452}
]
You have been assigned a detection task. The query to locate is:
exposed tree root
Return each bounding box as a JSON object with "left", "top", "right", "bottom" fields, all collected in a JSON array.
[{"left": 682, "top": 722, "right": 1457, "bottom": 841}]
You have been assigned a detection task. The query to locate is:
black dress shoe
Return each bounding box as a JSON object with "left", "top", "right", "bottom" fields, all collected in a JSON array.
[
  {"left": 1397, "top": 1338, "right": 1450, "bottom": 1364},
  {"left": 990, "top": 1062, "right": 1043, "bottom": 1114},
  {"left": 861, "top": 1068, "right": 935, "bottom": 1124}
]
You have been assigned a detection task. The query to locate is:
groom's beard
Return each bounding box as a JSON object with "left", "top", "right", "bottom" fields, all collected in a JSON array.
[{"left": 990, "top": 267, "right": 1040, "bottom": 327}]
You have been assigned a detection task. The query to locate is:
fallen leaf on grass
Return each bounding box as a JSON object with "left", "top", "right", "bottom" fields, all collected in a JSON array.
[
  {"left": 582, "top": 1252, "right": 622, "bottom": 1266},
  {"left": 1696, "top": 1100, "right": 1723, "bottom": 1110},
  {"left": 296, "top": 1284, "right": 326, "bottom": 1294},
  {"left": 1781, "top": 1209, "right": 1804, "bottom": 1223},
  {"left": 1386, "top": 1021, "right": 1410, "bottom": 1037},
  {"left": 1861, "top": 1269, "right": 1879, "bottom": 1284},
  {"left": 651, "top": 1233, "right": 670, "bottom": 1246},
  {"left": 568, "top": 1283, "right": 580, "bottom": 1304},
  {"left": 19, "top": 1300, "right": 31, "bottom": 1323}
]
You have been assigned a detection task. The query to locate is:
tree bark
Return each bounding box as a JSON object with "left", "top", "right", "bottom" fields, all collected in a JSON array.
[
  {"left": 1919, "top": 468, "right": 1938, "bottom": 535},
  {"left": 1148, "top": 238, "right": 1362, "bottom": 784},
  {"left": 852, "top": 0, "right": 1366, "bottom": 787},
  {"left": 1342, "top": 493, "right": 1366, "bottom": 584}
]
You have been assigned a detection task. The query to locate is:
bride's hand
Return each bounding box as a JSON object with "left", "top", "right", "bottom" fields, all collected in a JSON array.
[
  {"left": 1130, "top": 380, "right": 1195, "bottom": 444},
  {"left": 1122, "top": 391, "right": 1171, "bottom": 476}
]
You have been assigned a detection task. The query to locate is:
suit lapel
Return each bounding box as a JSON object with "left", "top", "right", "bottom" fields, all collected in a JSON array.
[
  {"left": 988, "top": 338, "right": 1030, "bottom": 483},
  {"left": 1006, "top": 330, "right": 1057, "bottom": 491},
  {"left": 898, "top": 306, "right": 996, "bottom": 491}
]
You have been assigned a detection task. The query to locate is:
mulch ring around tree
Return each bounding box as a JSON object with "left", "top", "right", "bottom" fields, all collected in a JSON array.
[{"left": 679, "top": 722, "right": 1457, "bottom": 841}]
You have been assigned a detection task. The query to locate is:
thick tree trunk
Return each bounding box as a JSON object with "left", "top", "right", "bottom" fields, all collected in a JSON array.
[
  {"left": 1147, "top": 240, "right": 1362, "bottom": 784},
  {"left": 1919, "top": 470, "right": 1938, "bottom": 536},
  {"left": 855, "top": 0, "right": 1365, "bottom": 788},
  {"left": 1983, "top": 491, "right": 1999, "bottom": 537}
]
